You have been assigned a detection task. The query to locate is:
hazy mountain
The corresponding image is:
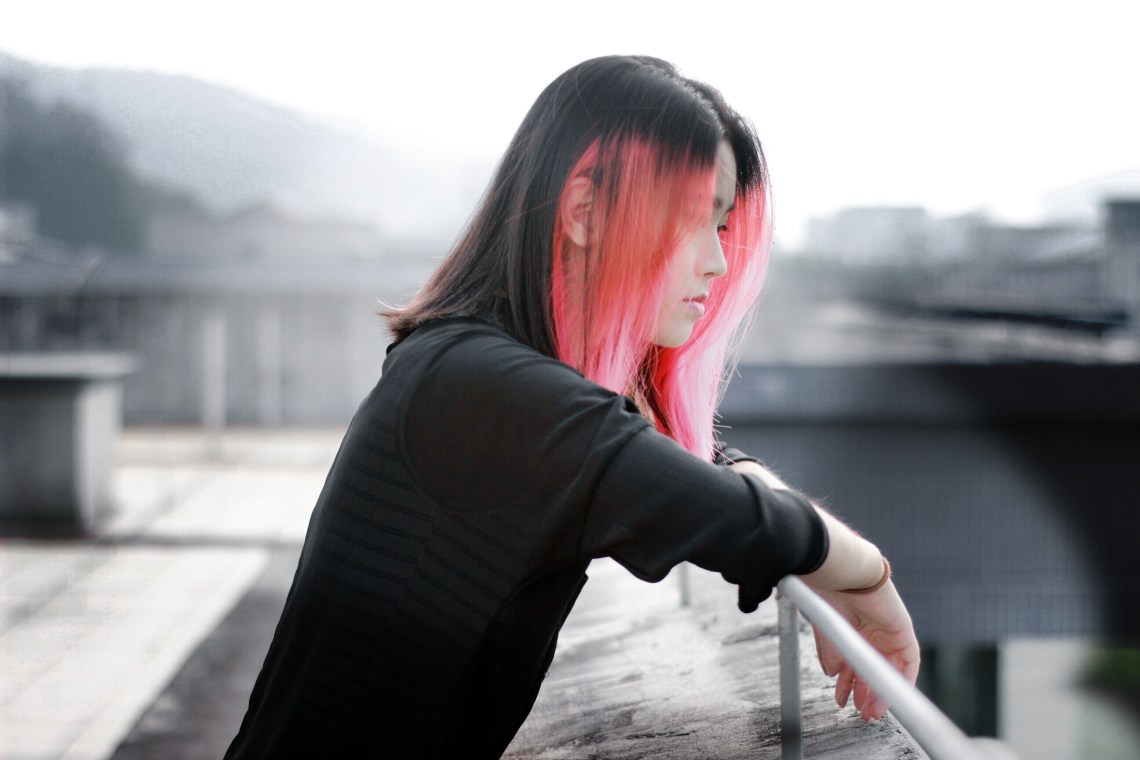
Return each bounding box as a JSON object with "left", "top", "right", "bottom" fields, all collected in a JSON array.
[{"left": 0, "top": 51, "right": 490, "bottom": 247}]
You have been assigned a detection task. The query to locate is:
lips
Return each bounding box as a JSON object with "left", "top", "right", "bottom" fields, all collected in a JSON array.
[{"left": 684, "top": 295, "right": 708, "bottom": 317}]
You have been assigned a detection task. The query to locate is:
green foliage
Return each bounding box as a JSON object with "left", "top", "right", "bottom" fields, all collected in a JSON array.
[
  {"left": 1084, "top": 647, "right": 1140, "bottom": 695},
  {"left": 0, "top": 78, "right": 162, "bottom": 254}
]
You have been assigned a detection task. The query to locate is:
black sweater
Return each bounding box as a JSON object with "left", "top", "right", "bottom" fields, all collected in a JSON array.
[{"left": 224, "top": 317, "right": 827, "bottom": 759}]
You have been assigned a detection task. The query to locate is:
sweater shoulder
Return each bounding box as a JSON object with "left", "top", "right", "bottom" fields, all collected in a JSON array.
[{"left": 391, "top": 318, "right": 649, "bottom": 511}]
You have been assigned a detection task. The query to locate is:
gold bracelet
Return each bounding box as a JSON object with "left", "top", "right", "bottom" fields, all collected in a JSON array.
[{"left": 839, "top": 556, "right": 891, "bottom": 594}]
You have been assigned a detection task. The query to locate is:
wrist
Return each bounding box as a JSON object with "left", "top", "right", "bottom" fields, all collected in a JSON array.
[
  {"left": 800, "top": 508, "right": 883, "bottom": 592},
  {"left": 838, "top": 556, "right": 891, "bottom": 594}
]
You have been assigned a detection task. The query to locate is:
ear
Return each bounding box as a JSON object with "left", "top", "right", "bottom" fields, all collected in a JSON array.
[{"left": 560, "top": 175, "right": 594, "bottom": 249}]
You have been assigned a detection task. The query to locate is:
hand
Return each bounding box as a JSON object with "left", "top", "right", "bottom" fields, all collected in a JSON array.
[{"left": 811, "top": 580, "right": 920, "bottom": 721}]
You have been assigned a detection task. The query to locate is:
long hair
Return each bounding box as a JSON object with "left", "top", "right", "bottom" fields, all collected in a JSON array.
[{"left": 384, "top": 56, "right": 772, "bottom": 460}]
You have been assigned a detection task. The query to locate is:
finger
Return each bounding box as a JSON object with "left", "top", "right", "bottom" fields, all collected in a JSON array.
[
  {"left": 861, "top": 693, "right": 886, "bottom": 722},
  {"left": 812, "top": 626, "right": 827, "bottom": 673},
  {"left": 901, "top": 647, "right": 921, "bottom": 686},
  {"left": 814, "top": 628, "right": 845, "bottom": 677},
  {"left": 834, "top": 666, "right": 855, "bottom": 709},
  {"left": 861, "top": 693, "right": 883, "bottom": 722},
  {"left": 854, "top": 682, "right": 889, "bottom": 722},
  {"left": 813, "top": 627, "right": 838, "bottom": 676},
  {"left": 853, "top": 677, "right": 872, "bottom": 719}
]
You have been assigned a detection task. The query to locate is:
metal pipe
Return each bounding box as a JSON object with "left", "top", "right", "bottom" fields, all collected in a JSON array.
[
  {"left": 778, "top": 593, "right": 803, "bottom": 760},
  {"left": 776, "top": 575, "right": 1011, "bottom": 760},
  {"left": 678, "top": 562, "right": 691, "bottom": 607}
]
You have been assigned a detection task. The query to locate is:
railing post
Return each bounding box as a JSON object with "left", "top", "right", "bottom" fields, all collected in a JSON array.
[
  {"left": 778, "top": 592, "right": 803, "bottom": 760},
  {"left": 678, "top": 562, "right": 691, "bottom": 607},
  {"left": 777, "top": 576, "right": 1018, "bottom": 760},
  {"left": 674, "top": 565, "right": 1018, "bottom": 758}
]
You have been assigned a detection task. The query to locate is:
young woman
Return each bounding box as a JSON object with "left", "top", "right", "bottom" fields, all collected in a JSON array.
[{"left": 224, "top": 55, "right": 918, "bottom": 759}]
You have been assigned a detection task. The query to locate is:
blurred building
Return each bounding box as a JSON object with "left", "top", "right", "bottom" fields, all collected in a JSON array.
[
  {"left": 1105, "top": 199, "right": 1140, "bottom": 311},
  {"left": 805, "top": 206, "right": 932, "bottom": 264},
  {"left": 928, "top": 199, "right": 1139, "bottom": 331},
  {"left": 145, "top": 204, "right": 387, "bottom": 260},
  {"left": 0, "top": 202, "right": 36, "bottom": 261},
  {"left": 937, "top": 224, "right": 1105, "bottom": 306},
  {"left": 0, "top": 253, "right": 432, "bottom": 426},
  {"left": 804, "top": 198, "right": 1139, "bottom": 336}
]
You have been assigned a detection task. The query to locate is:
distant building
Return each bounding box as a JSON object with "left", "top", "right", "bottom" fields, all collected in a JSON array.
[
  {"left": 926, "top": 212, "right": 989, "bottom": 261},
  {"left": 0, "top": 203, "right": 36, "bottom": 261},
  {"left": 0, "top": 254, "right": 434, "bottom": 426},
  {"left": 145, "top": 203, "right": 387, "bottom": 260},
  {"left": 1104, "top": 199, "right": 1140, "bottom": 318},
  {"left": 915, "top": 199, "right": 1140, "bottom": 332},
  {"left": 805, "top": 206, "right": 931, "bottom": 264},
  {"left": 962, "top": 223, "right": 1097, "bottom": 265}
]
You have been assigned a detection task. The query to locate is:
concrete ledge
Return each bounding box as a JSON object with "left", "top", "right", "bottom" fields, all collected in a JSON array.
[
  {"left": 0, "top": 353, "right": 137, "bottom": 535},
  {"left": 505, "top": 560, "right": 924, "bottom": 759}
]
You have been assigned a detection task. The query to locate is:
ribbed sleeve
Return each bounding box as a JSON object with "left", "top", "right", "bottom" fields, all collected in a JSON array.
[
  {"left": 403, "top": 318, "right": 828, "bottom": 594},
  {"left": 585, "top": 426, "right": 827, "bottom": 598}
]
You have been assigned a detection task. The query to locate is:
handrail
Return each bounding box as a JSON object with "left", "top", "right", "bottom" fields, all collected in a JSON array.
[{"left": 776, "top": 575, "right": 1020, "bottom": 760}]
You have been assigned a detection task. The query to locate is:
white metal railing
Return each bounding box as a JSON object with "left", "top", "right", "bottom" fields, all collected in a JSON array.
[{"left": 776, "top": 575, "right": 1020, "bottom": 760}]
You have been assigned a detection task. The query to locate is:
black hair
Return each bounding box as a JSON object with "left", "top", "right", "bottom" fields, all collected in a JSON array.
[{"left": 384, "top": 55, "right": 765, "bottom": 356}]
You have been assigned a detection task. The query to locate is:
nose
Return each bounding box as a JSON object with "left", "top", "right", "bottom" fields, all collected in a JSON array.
[{"left": 705, "top": 232, "right": 728, "bottom": 279}]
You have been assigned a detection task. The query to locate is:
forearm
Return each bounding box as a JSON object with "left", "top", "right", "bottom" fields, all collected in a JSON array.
[
  {"left": 800, "top": 507, "right": 885, "bottom": 592},
  {"left": 728, "top": 460, "right": 918, "bottom": 720},
  {"left": 729, "top": 461, "right": 884, "bottom": 592}
]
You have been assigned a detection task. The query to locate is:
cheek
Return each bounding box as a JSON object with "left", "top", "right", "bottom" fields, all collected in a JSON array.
[{"left": 664, "top": 236, "right": 703, "bottom": 291}]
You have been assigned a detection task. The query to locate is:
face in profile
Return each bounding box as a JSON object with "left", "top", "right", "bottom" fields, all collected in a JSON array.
[{"left": 653, "top": 140, "right": 736, "bottom": 348}]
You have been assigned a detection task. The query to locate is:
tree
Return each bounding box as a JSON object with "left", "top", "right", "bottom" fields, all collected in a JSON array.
[{"left": 0, "top": 78, "right": 144, "bottom": 253}]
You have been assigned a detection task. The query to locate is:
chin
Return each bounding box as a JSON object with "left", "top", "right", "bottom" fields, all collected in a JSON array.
[{"left": 653, "top": 328, "right": 694, "bottom": 348}]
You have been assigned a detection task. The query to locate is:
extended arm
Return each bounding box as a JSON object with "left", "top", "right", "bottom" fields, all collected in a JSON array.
[{"left": 730, "top": 460, "right": 920, "bottom": 721}]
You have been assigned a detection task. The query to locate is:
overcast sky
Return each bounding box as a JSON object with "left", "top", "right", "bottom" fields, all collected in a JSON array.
[{"left": 2, "top": 0, "right": 1137, "bottom": 245}]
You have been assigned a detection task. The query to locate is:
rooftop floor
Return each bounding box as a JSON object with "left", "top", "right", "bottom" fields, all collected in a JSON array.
[{"left": 1, "top": 429, "right": 332, "bottom": 760}]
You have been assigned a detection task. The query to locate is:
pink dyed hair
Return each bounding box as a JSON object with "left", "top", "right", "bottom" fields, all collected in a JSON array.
[
  {"left": 384, "top": 56, "right": 772, "bottom": 460},
  {"left": 552, "top": 135, "right": 772, "bottom": 460}
]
